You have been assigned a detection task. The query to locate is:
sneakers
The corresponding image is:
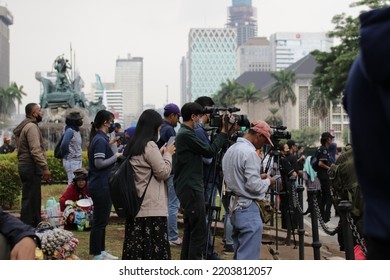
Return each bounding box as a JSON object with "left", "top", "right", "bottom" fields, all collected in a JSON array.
[
  {"left": 169, "top": 237, "right": 183, "bottom": 246},
  {"left": 223, "top": 244, "right": 234, "bottom": 255},
  {"left": 101, "top": 251, "right": 119, "bottom": 260}
]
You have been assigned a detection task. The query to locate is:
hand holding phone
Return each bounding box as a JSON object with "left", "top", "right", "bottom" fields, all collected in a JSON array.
[{"left": 167, "top": 136, "right": 176, "bottom": 146}]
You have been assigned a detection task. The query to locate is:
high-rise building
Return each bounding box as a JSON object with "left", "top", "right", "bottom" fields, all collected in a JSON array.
[
  {"left": 237, "top": 37, "right": 271, "bottom": 75},
  {"left": 185, "top": 28, "right": 237, "bottom": 102},
  {"left": 115, "top": 54, "right": 143, "bottom": 127},
  {"left": 0, "top": 5, "right": 13, "bottom": 88},
  {"left": 91, "top": 82, "right": 124, "bottom": 125},
  {"left": 226, "top": 0, "right": 257, "bottom": 47},
  {"left": 270, "top": 32, "right": 333, "bottom": 71}
]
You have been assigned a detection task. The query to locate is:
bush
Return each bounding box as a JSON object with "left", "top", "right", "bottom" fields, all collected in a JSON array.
[
  {"left": 0, "top": 151, "right": 89, "bottom": 209},
  {"left": 0, "top": 154, "right": 21, "bottom": 209}
]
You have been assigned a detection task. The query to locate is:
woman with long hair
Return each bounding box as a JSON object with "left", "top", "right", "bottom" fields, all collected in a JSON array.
[
  {"left": 122, "top": 109, "right": 175, "bottom": 260},
  {"left": 88, "top": 110, "right": 121, "bottom": 260}
]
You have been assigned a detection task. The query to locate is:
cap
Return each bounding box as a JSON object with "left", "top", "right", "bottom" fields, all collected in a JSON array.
[
  {"left": 321, "top": 132, "right": 335, "bottom": 140},
  {"left": 66, "top": 111, "right": 83, "bottom": 120},
  {"left": 73, "top": 168, "right": 88, "bottom": 181},
  {"left": 125, "top": 126, "right": 136, "bottom": 137},
  {"left": 3, "top": 136, "right": 10, "bottom": 142},
  {"left": 164, "top": 103, "right": 181, "bottom": 117},
  {"left": 251, "top": 120, "right": 273, "bottom": 146},
  {"left": 286, "top": 139, "right": 296, "bottom": 149}
]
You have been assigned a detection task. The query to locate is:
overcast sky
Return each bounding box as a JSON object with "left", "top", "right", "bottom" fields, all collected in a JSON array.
[{"left": 5, "top": 0, "right": 361, "bottom": 110}]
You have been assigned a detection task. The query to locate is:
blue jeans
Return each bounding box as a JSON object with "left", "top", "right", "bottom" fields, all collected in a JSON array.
[
  {"left": 167, "top": 175, "right": 180, "bottom": 241},
  {"left": 231, "top": 201, "right": 263, "bottom": 260},
  {"left": 88, "top": 187, "right": 112, "bottom": 255},
  {"left": 223, "top": 213, "right": 233, "bottom": 246}
]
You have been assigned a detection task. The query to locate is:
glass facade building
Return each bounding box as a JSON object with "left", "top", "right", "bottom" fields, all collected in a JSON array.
[{"left": 187, "top": 28, "right": 237, "bottom": 102}]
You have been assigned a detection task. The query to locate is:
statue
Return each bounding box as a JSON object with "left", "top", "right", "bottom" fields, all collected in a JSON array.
[{"left": 36, "top": 54, "right": 94, "bottom": 123}]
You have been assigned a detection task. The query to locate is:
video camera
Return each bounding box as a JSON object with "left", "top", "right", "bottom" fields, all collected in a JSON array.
[
  {"left": 202, "top": 106, "right": 249, "bottom": 129},
  {"left": 270, "top": 125, "right": 291, "bottom": 146}
]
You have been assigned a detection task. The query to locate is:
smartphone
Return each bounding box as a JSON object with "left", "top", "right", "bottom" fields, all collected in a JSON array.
[
  {"left": 272, "top": 175, "right": 281, "bottom": 180},
  {"left": 167, "top": 136, "right": 176, "bottom": 146}
]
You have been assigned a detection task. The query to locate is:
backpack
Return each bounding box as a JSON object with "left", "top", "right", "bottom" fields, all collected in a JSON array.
[
  {"left": 54, "top": 134, "right": 64, "bottom": 159},
  {"left": 329, "top": 146, "right": 363, "bottom": 218},
  {"left": 310, "top": 149, "right": 320, "bottom": 172},
  {"left": 108, "top": 155, "right": 152, "bottom": 218}
]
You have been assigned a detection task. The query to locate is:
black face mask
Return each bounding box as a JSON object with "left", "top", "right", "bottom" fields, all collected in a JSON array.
[
  {"left": 76, "top": 120, "right": 83, "bottom": 127},
  {"left": 35, "top": 114, "right": 43, "bottom": 123}
]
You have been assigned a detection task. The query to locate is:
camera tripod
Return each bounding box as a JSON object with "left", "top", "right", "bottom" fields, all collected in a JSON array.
[{"left": 262, "top": 146, "right": 298, "bottom": 253}]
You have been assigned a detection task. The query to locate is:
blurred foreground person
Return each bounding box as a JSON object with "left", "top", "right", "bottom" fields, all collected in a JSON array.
[
  {"left": 344, "top": 6, "right": 390, "bottom": 260},
  {"left": 0, "top": 205, "right": 40, "bottom": 260}
]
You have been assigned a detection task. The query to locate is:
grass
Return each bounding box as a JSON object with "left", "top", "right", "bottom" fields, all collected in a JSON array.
[{"left": 40, "top": 184, "right": 227, "bottom": 260}]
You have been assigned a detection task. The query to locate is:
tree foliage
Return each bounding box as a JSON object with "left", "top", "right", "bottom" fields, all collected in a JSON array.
[
  {"left": 310, "top": 0, "right": 390, "bottom": 105},
  {"left": 0, "top": 82, "right": 27, "bottom": 121},
  {"left": 268, "top": 70, "right": 296, "bottom": 125}
]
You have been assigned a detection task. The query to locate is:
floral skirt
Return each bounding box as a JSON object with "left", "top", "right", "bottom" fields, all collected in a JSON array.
[{"left": 122, "top": 216, "right": 171, "bottom": 260}]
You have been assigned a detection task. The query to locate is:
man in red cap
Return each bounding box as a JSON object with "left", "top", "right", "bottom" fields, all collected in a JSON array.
[
  {"left": 222, "top": 120, "right": 276, "bottom": 260},
  {"left": 0, "top": 136, "right": 15, "bottom": 154}
]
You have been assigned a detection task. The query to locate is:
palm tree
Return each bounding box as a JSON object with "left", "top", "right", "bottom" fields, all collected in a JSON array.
[
  {"left": 235, "top": 83, "right": 261, "bottom": 116},
  {"left": 9, "top": 82, "right": 26, "bottom": 115},
  {"left": 268, "top": 70, "right": 296, "bottom": 125},
  {"left": 265, "top": 107, "right": 283, "bottom": 127},
  {"left": 215, "top": 79, "right": 242, "bottom": 107},
  {"left": 307, "top": 86, "right": 332, "bottom": 132},
  {"left": 0, "top": 83, "right": 27, "bottom": 121}
]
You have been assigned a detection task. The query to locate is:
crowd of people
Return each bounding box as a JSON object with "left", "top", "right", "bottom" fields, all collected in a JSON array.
[
  {"left": 0, "top": 97, "right": 374, "bottom": 261},
  {"left": 4, "top": 6, "right": 390, "bottom": 259}
]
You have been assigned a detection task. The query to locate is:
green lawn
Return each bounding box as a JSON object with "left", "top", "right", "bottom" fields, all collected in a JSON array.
[{"left": 40, "top": 184, "right": 228, "bottom": 260}]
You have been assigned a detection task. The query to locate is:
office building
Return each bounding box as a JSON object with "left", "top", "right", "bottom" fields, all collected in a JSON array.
[
  {"left": 270, "top": 32, "right": 333, "bottom": 71},
  {"left": 226, "top": 0, "right": 257, "bottom": 47},
  {"left": 91, "top": 82, "right": 124, "bottom": 125},
  {"left": 0, "top": 5, "right": 13, "bottom": 88},
  {"left": 237, "top": 37, "right": 271, "bottom": 75},
  {"left": 115, "top": 54, "right": 143, "bottom": 127},
  {"left": 185, "top": 28, "right": 237, "bottom": 102}
]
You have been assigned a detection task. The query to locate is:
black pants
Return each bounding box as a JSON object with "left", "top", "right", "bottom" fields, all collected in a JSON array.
[
  {"left": 367, "top": 236, "right": 390, "bottom": 260},
  {"left": 19, "top": 164, "right": 42, "bottom": 228},
  {"left": 178, "top": 189, "right": 207, "bottom": 260},
  {"left": 318, "top": 176, "right": 332, "bottom": 223}
]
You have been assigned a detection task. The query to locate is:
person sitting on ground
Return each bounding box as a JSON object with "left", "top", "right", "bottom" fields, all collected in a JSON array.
[
  {"left": 0, "top": 205, "right": 41, "bottom": 260},
  {"left": 59, "top": 168, "right": 92, "bottom": 231}
]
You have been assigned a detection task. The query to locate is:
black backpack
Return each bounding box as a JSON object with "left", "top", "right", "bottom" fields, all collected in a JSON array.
[
  {"left": 108, "top": 155, "right": 152, "bottom": 218},
  {"left": 54, "top": 134, "right": 64, "bottom": 159}
]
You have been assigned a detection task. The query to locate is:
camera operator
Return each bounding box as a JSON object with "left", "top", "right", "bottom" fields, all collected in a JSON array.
[
  {"left": 173, "top": 102, "right": 233, "bottom": 260},
  {"left": 222, "top": 120, "right": 277, "bottom": 260}
]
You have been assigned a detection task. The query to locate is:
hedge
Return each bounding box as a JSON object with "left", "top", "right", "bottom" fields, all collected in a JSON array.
[{"left": 0, "top": 151, "right": 88, "bottom": 209}]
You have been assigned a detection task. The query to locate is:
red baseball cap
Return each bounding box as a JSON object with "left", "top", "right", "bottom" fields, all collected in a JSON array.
[{"left": 251, "top": 120, "right": 273, "bottom": 146}]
